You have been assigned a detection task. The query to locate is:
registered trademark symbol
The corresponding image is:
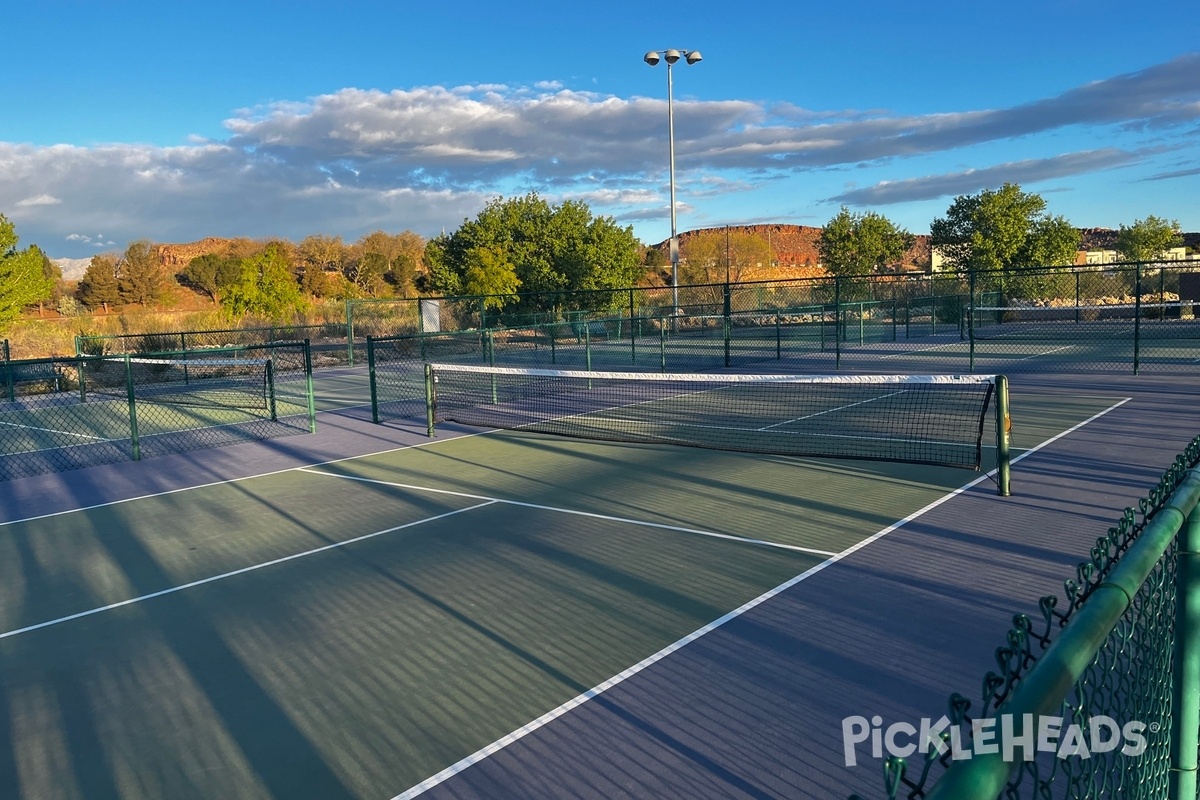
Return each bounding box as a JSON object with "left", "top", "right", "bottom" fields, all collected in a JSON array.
[{"left": 1149, "top": 722, "right": 1161, "bottom": 733}]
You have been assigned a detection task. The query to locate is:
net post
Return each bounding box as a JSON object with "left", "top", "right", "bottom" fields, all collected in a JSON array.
[
  {"left": 1134, "top": 262, "right": 1143, "bottom": 374},
  {"left": 995, "top": 374, "right": 1011, "bottom": 496},
  {"left": 303, "top": 339, "right": 316, "bottom": 433},
  {"left": 1170, "top": 499, "right": 1200, "bottom": 800},
  {"left": 424, "top": 363, "right": 436, "bottom": 437},
  {"left": 124, "top": 354, "right": 141, "bottom": 461},
  {"left": 265, "top": 357, "right": 277, "bottom": 421},
  {"left": 367, "top": 336, "right": 379, "bottom": 424}
]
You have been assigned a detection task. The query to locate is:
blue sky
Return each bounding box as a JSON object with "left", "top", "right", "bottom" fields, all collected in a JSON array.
[{"left": 2, "top": 0, "right": 1198, "bottom": 259}]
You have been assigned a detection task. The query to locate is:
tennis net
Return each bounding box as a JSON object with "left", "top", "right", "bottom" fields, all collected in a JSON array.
[
  {"left": 82, "top": 355, "right": 276, "bottom": 415},
  {"left": 424, "top": 364, "right": 1011, "bottom": 490}
]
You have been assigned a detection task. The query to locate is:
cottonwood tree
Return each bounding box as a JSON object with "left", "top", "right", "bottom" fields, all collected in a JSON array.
[
  {"left": 818, "top": 208, "right": 914, "bottom": 277},
  {"left": 1115, "top": 216, "right": 1183, "bottom": 263}
]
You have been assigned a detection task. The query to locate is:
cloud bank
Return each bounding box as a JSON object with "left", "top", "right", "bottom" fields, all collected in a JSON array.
[{"left": 2, "top": 53, "right": 1196, "bottom": 256}]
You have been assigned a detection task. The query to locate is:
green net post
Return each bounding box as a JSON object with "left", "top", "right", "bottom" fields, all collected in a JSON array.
[
  {"left": 424, "top": 363, "right": 435, "bottom": 437},
  {"left": 266, "top": 358, "right": 277, "bottom": 421},
  {"left": 367, "top": 336, "right": 379, "bottom": 424},
  {"left": 1171, "top": 501, "right": 1200, "bottom": 800},
  {"left": 303, "top": 339, "right": 316, "bottom": 433},
  {"left": 124, "top": 354, "right": 141, "bottom": 461},
  {"left": 1134, "top": 263, "right": 1143, "bottom": 374},
  {"left": 345, "top": 299, "right": 355, "bottom": 366},
  {"left": 995, "top": 374, "right": 1010, "bottom": 496}
]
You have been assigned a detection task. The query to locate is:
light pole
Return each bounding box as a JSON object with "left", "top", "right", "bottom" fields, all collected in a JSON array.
[{"left": 644, "top": 48, "right": 702, "bottom": 315}]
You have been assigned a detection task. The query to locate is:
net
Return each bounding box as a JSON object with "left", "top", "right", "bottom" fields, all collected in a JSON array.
[
  {"left": 82, "top": 356, "right": 275, "bottom": 415},
  {"left": 972, "top": 302, "right": 1199, "bottom": 339},
  {"left": 425, "top": 364, "right": 1005, "bottom": 472}
]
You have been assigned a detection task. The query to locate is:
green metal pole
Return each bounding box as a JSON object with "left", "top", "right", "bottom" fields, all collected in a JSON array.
[
  {"left": 424, "top": 363, "right": 435, "bottom": 437},
  {"left": 995, "top": 375, "right": 1010, "bottom": 496},
  {"left": 551, "top": 325, "right": 556, "bottom": 364},
  {"left": 834, "top": 278, "right": 842, "bottom": 370},
  {"left": 345, "top": 299, "right": 355, "bottom": 366},
  {"left": 1170, "top": 503, "right": 1200, "bottom": 800},
  {"left": 1134, "top": 263, "right": 1143, "bottom": 374},
  {"left": 265, "top": 358, "right": 277, "bottom": 421},
  {"left": 487, "top": 330, "right": 497, "bottom": 403},
  {"left": 630, "top": 289, "right": 637, "bottom": 365},
  {"left": 660, "top": 323, "right": 666, "bottom": 372},
  {"left": 969, "top": 271, "right": 977, "bottom": 373},
  {"left": 776, "top": 313, "right": 782, "bottom": 359},
  {"left": 124, "top": 354, "right": 141, "bottom": 461},
  {"left": 367, "top": 336, "right": 379, "bottom": 424},
  {"left": 3, "top": 358, "right": 12, "bottom": 403},
  {"left": 1075, "top": 271, "right": 1081, "bottom": 324},
  {"left": 302, "top": 339, "right": 316, "bottom": 432},
  {"left": 891, "top": 297, "right": 897, "bottom": 341},
  {"left": 584, "top": 323, "right": 591, "bottom": 371},
  {"left": 723, "top": 282, "right": 732, "bottom": 368}
]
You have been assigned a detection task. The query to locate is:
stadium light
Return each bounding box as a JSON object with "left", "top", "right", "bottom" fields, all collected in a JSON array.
[{"left": 644, "top": 48, "right": 702, "bottom": 314}]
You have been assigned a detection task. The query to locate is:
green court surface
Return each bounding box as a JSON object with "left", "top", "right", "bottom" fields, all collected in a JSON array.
[{"left": 0, "top": 386, "right": 1126, "bottom": 799}]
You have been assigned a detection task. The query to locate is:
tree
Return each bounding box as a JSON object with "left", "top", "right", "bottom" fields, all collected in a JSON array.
[
  {"left": 117, "top": 240, "right": 169, "bottom": 305},
  {"left": 77, "top": 254, "right": 121, "bottom": 311},
  {"left": 0, "top": 214, "right": 54, "bottom": 330},
  {"left": 679, "top": 228, "right": 773, "bottom": 285},
  {"left": 462, "top": 246, "right": 521, "bottom": 308},
  {"left": 930, "top": 183, "right": 1079, "bottom": 273},
  {"left": 818, "top": 208, "right": 914, "bottom": 277},
  {"left": 428, "top": 193, "right": 640, "bottom": 315},
  {"left": 180, "top": 253, "right": 241, "bottom": 302},
  {"left": 223, "top": 244, "right": 304, "bottom": 319},
  {"left": 1115, "top": 216, "right": 1183, "bottom": 263}
]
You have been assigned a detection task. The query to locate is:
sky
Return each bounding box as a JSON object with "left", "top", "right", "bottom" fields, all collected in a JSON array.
[{"left": 2, "top": 0, "right": 1198, "bottom": 260}]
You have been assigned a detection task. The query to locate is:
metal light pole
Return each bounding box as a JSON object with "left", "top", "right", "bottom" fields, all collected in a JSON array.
[{"left": 644, "top": 48, "right": 702, "bottom": 315}]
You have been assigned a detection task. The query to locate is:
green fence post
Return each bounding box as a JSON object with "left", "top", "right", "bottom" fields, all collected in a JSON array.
[
  {"left": 891, "top": 297, "right": 898, "bottom": 341},
  {"left": 424, "top": 363, "right": 435, "bottom": 438},
  {"left": 265, "top": 358, "right": 278, "bottom": 421},
  {"left": 776, "top": 313, "right": 782, "bottom": 359},
  {"left": 367, "top": 336, "right": 379, "bottom": 424},
  {"left": 551, "top": 325, "right": 557, "bottom": 364},
  {"left": 969, "top": 271, "right": 977, "bottom": 373},
  {"left": 584, "top": 323, "right": 591, "bottom": 371},
  {"left": 1075, "top": 271, "right": 1081, "bottom": 324},
  {"left": 124, "top": 354, "right": 141, "bottom": 461},
  {"left": 3, "top": 358, "right": 12, "bottom": 403},
  {"left": 723, "top": 282, "right": 732, "bottom": 368},
  {"left": 1170, "top": 502, "right": 1200, "bottom": 799},
  {"left": 1134, "top": 263, "right": 1143, "bottom": 374},
  {"left": 834, "top": 278, "right": 842, "bottom": 370},
  {"left": 343, "top": 299, "right": 354, "bottom": 366},
  {"left": 630, "top": 289, "right": 637, "bottom": 365},
  {"left": 660, "top": 323, "right": 666, "bottom": 372}
]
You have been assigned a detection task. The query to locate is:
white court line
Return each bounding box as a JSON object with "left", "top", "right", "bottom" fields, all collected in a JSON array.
[
  {"left": 0, "top": 501, "right": 496, "bottom": 641},
  {"left": 1019, "top": 346, "right": 1074, "bottom": 361},
  {"left": 390, "top": 395, "right": 1134, "bottom": 800},
  {"left": 879, "top": 341, "right": 965, "bottom": 359},
  {"left": 0, "top": 418, "right": 109, "bottom": 441},
  {"left": 296, "top": 468, "right": 838, "bottom": 558},
  {"left": 756, "top": 390, "right": 907, "bottom": 431}
]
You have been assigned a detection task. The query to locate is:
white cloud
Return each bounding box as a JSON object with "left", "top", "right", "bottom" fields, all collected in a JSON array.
[{"left": 1, "top": 54, "right": 1196, "bottom": 256}]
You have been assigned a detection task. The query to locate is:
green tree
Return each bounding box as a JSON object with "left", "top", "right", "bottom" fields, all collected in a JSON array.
[
  {"left": 223, "top": 244, "right": 304, "bottom": 319},
  {"left": 1115, "top": 216, "right": 1183, "bottom": 262},
  {"left": 429, "top": 193, "right": 640, "bottom": 315},
  {"left": 931, "top": 183, "right": 1079, "bottom": 273},
  {"left": 77, "top": 254, "right": 121, "bottom": 311},
  {"left": 462, "top": 246, "right": 521, "bottom": 308},
  {"left": 117, "top": 240, "right": 169, "bottom": 306},
  {"left": 818, "top": 208, "right": 914, "bottom": 277},
  {"left": 180, "top": 253, "right": 241, "bottom": 302},
  {"left": 0, "top": 214, "right": 55, "bottom": 330}
]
